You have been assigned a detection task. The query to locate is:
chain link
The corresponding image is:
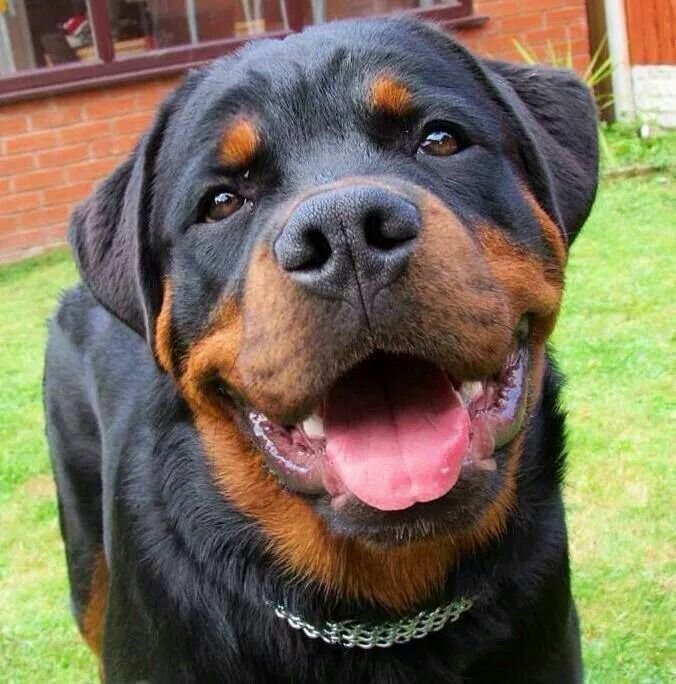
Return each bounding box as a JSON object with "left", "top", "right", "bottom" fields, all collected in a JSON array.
[{"left": 267, "top": 596, "right": 475, "bottom": 649}]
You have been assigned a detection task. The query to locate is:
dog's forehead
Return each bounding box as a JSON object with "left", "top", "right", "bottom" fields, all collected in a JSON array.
[
  {"left": 185, "top": 20, "right": 481, "bottom": 139},
  {"left": 217, "top": 19, "right": 456, "bottom": 84}
]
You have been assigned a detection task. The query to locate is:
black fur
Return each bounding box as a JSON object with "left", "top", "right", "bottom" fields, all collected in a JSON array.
[{"left": 44, "top": 18, "right": 598, "bottom": 683}]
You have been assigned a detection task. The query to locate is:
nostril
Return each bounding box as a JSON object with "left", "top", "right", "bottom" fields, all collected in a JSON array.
[
  {"left": 364, "top": 210, "right": 402, "bottom": 250},
  {"left": 364, "top": 207, "right": 418, "bottom": 251},
  {"left": 298, "top": 227, "right": 332, "bottom": 271}
]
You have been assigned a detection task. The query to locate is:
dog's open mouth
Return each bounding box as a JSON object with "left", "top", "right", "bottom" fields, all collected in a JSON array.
[{"left": 239, "top": 337, "right": 529, "bottom": 513}]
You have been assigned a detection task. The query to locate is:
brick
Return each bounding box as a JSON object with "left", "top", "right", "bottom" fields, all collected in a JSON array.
[
  {"left": 59, "top": 120, "right": 112, "bottom": 145},
  {"left": 507, "top": 0, "right": 568, "bottom": 10},
  {"left": 546, "top": 7, "right": 587, "bottom": 27},
  {"left": 90, "top": 135, "right": 137, "bottom": 158},
  {"left": 4, "top": 129, "right": 59, "bottom": 154},
  {"left": 524, "top": 27, "right": 567, "bottom": 46},
  {"left": 0, "top": 214, "right": 19, "bottom": 234},
  {"left": 43, "top": 181, "right": 93, "bottom": 207},
  {"left": 134, "top": 80, "right": 176, "bottom": 109},
  {"left": 567, "top": 23, "right": 590, "bottom": 42},
  {"left": 479, "top": 0, "right": 522, "bottom": 16},
  {"left": 0, "top": 228, "right": 46, "bottom": 252},
  {"left": 103, "top": 82, "right": 151, "bottom": 99},
  {"left": 572, "top": 54, "right": 590, "bottom": 73},
  {"left": 472, "top": 0, "right": 499, "bottom": 13},
  {"left": 11, "top": 167, "right": 66, "bottom": 193},
  {"left": 66, "top": 158, "right": 118, "bottom": 183},
  {"left": 0, "top": 153, "right": 34, "bottom": 177},
  {"left": 0, "top": 191, "right": 42, "bottom": 215},
  {"left": 46, "top": 224, "right": 69, "bottom": 241},
  {"left": 50, "top": 91, "right": 94, "bottom": 110},
  {"left": 0, "top": 114, "right": 29, "bottom": 135},
  {"left": 135, "top": 89, "right": 166, "bottom": 110},
  {"left": 111, "top": 112, "right": 152, "bottom": 136},
  {"left": 37, "top": 143, "right": 90, "bottom": 168},
  {"left": 21, "top": 204, "right": 70, "bottom": 229},
  {"left": 472, "top": 34, "right": 516, "bottom": 55},
  {"left": 501, "top": 13, "right": 543, "bottom": 34},
  {"left": 569, "top": 38, "right": 591, "bottom": 59},
  {"left": 30, "top": 105, "right": 83, "bottom": 130},
  {"left": 0, "top": 100, "right": 36, "bottom": 116},
  {"left": 83, "top": 96, "right": 137, "bottom": 120}
]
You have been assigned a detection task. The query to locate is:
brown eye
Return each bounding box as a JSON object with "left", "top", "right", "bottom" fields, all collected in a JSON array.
[
  {"left": 204, "top": 190, "right": 245, "bottom": 223},
  {"left": 418, "top": 128, "right": 460, "bottom": 157}
]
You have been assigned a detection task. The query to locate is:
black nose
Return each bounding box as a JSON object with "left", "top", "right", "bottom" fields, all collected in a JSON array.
[{"left": 274, "top": 186, "right": 420, "bottom": 303}]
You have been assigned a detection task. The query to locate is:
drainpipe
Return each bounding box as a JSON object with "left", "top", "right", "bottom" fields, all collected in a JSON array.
[
  {"left": 603, "top": 0, "right": 635, "bottom": 119},
  {"left": 185, "top": 0, "right": 199, "bottom": 44}
]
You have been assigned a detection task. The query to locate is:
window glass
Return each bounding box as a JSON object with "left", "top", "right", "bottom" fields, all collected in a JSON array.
[
  {"left": 0, "top": 0, "right": 293, "bottom": 74},
  {"left": 306, "top": 0, "right": 450, "bottom": 23},
  {"left": 0, "top": 0, "right": 95, "bottom": 74},
  {"left": 0, "top": 0, "right": 458, "bottom": 76},
  {"left": 112, "top": 0, "right": 291, "bottom": 53}
]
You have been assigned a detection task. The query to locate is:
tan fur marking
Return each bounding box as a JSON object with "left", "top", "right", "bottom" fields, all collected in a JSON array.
[
  {"left": 368, "top": 74, "right": 413, "bottom": 116},
  {"left": 475, "top": 224, "right": 564, "bottom": 345},
  {"left": 522, "top": 189, "right": 568, "bottom": 267},
  {"left": 179, "top": 300, "right": 244, "bottom": 419},
  {"left": 220, "top": 117, "right": 259, "bottom": 167},
  {"left": 155, "top": 281, "right": 173, "bottom": 374},
  {"left": 81, "top": 551, "right": 108, "bottom": 657}
]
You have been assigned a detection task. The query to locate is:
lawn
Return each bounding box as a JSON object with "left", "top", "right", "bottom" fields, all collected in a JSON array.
[{"left": 1, "top": 170, "right": 674, "bottom": 681}]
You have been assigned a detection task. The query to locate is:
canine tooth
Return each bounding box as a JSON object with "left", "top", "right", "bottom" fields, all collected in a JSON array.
[
  {"left": 302, "top": 414, "right": 325, "bottom": 438},
  {"left": 460, "top": 381, "right": 483, "bottom": 404}
]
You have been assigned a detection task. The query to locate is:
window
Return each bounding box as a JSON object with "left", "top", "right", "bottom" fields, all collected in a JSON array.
[
  {"left": 0, "top": 0, "right": 475, "bottom": 102},
  {"left": 0, "top": 1, "right": 99, "bottom": 72}
]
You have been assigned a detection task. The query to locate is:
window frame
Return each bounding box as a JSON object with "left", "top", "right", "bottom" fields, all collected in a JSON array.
[{"left": 0, "top": 0, "right": 484, "bottom": 104}]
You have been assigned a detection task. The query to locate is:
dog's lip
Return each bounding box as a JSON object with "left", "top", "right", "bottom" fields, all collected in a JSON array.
[{"left": 232, "top": 335, "right": 529, "bottom": 513}]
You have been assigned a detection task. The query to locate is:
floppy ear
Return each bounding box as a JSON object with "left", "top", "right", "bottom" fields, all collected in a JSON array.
[
  {"left": 68, "top": 97, "right": 175, "bottom": 341},
  {"left": 418, "top": 17, "right": 599, "bottom": 245},
  {"left": 479, "top": 59, "right": 599, "bottom": 245}
]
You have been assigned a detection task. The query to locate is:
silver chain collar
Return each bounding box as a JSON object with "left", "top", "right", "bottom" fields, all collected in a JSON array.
[{"left": 266, "top": 596, "right": 475, "bottom": 649}]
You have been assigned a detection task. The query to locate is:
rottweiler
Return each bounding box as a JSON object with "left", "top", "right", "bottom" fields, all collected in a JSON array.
[{"left": 43, "top": 17, "right": 598, "bottom": 683}]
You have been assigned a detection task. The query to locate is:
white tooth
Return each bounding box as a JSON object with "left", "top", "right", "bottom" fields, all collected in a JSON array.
[
  {"left": 460, "top": 381, "right": 483, "bottom": 404},
  {"left": 302, "top": 413, "right": 325, "bottom": 438}
]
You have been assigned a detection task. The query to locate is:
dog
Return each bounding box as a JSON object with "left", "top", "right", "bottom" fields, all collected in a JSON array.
[{"left": 43, "top": 17, "right": 598, "bottom": 683}]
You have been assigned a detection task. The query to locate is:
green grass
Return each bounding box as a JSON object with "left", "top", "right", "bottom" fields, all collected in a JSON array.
[
  {"left": 600, "top": 121, "right": 676, "bottom": 172},
  {"left": 0, "top": 251, "right": 77, "bottom": 503},
  {"left": 555, "top": 170, "right": 676, "bottom": 682},
  {"left": 1, "top": 171, "right": 674, "bottom": 680},
  {"left": 0, "top": 249, "right": 95, "bottom": 681}
]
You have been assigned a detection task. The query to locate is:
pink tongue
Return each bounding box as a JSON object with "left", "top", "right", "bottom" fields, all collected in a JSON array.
[{"left": 324, "top": 357, "right": 470, "bottom": 511}]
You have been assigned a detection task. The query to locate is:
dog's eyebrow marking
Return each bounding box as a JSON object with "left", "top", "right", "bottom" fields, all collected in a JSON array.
[
  {"left": 220, "top": 117, "right": 259, "bottom": 167},
  {"left": 368, "top": 74, "right": 413, "bottom": 116}
]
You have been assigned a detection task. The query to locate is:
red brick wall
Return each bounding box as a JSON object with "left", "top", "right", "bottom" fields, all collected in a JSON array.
[
  {"left": 0, "top": 77, "right": 180, "bottom": 261},
  {"left": 0, "top": 1, "right": 590, "bottom": 263},
  {"left": 463, "top": 0, "right": 591, "bottom": 72}
]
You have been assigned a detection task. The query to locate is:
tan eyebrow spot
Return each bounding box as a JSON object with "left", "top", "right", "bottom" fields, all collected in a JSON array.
[
  {"left": 220, "top": 117, "right": 259, "bottom": 167},
  {"left": 368, "top": 74, "right": 413, "bottom": 116}
]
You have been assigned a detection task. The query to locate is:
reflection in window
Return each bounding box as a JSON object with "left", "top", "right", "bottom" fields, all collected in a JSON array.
[
  {"left": 0, "top": 0, "right": 293, "bottom": 73},
  {"left": 307, "top": 0, "right": 451, "bottom": 24},
  {"left": 140, "top": 0, "right": 291, "bottom": 48},
  {"left": 0, "top": 0, "right": 95, "bottom": 73}
]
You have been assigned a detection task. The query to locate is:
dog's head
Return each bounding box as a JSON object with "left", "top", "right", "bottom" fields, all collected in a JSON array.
[{"left": 70, "top": 19, "right": 597, "bottom": 608}]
